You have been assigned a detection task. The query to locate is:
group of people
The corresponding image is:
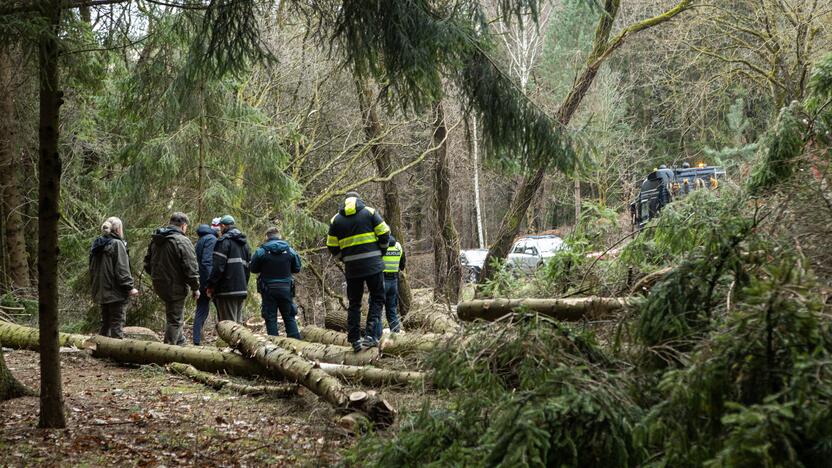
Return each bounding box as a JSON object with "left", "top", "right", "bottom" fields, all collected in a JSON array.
[{"left": 88, "top": 192, "right": 406, "bottom": 353}]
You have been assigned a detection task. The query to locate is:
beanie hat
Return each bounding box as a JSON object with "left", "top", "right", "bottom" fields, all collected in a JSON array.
[{"left": 219, "top": 215, "right": 236, "bottom": 225}]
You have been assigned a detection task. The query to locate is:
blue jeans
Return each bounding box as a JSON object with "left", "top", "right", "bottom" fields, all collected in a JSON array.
[
  {"left": 346, "top": 272, "right": 385, "bottom": 344},
  {"left": 261, "top": 283, "right": 301, "bottom": 339},
  {"left": 370, "top": 275, "right": 401, "bottom": 336},
  {"left": 193, "top": 290, "right": 211, "bottom": 345}
]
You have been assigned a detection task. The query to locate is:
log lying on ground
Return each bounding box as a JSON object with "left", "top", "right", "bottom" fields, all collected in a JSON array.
[
  {"left": 267, "top": 336, "right": 379, "bottom": 366},
  {"left": 379, "top": 331, "right": 448, "bottom": 356},
  {"left": 0, "top": 320, "right": 87, "bottom": 350},
  {"left": 217, "top": 321, "right": 396, "bottom": 426},
  {"left": 88, "top": 335, "right": 272, "bottom": 377},
  {"left": 325, "top": 306, "right": 460, "bottom": 334},
  {"left": 167, "top": 363, "right": 299, "bottom": 398},
  {"left": 122, "top": 326, "right": 161, "bottom": 342},
  {"left": 403, "top": 307, "right": 461, "bottom": 334},
  {"left": 316, "top": 362, "right": 425, "bottom": 387},
  {"left": 456, "top": 297, "right": 635, "bottom": 322},
  {"left": 304, "top": 324, "right": 447, "bottom": 357},
  {"left": 300, "top": 325, "right": 351, "bottom": 347}
]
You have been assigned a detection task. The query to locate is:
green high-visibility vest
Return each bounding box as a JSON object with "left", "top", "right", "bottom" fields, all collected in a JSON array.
[{"left": 383, "top": 242, "right": 403, "bottom": 274}]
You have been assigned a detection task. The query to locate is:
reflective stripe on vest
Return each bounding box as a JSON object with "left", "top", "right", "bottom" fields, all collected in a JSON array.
[{"left": 383, "top": 242, "right": 402, "bottom": 273}]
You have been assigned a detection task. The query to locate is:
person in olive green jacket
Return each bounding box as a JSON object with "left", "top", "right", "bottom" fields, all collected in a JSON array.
[
  {"left": 143, "top": 212, "right": 200, "bottom": 345},
  {"left": 90, "top": 217, "right": 139, "bottom": 339}
]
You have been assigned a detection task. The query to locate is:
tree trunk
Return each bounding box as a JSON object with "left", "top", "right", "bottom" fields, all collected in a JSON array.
[
  {"left": 471, "top": 114, "right": 485, "bottom": 249},
  {"left": 456, "top": 297, "right": 634, "bottom": 322},
  {"left": 216, "top": 321, "right": 396, "bottom": 425},
  {"left": 37, "top": 0, "right": 66, "bottom": 428},
  {"left": 431, "top": 101, "right": 461, "bottom": 303},
  {"left": 355, "top": 79, "right": 413, "bottom": 316},
  {"left": 0, "top": 320, "right": 87, "bottom": 350},
  {"left": 267, "top": 335, "right": 380, "bottom": 366},
  {"left": 167, "top": 363, "right": 299, "bottom": 398},
  {"left": 379, "top": 331, "right": 448, "bottom": 356},
  {"left": 326, "top": 306, "right": 458, "bottom": 334},
  {"left": 315, "top": 362, "right": 424, "bottom": 387},
  {"left": 88, "top": 335, "right": 271, "bottom": 377},
  {"left": 300, "top": 325, "right": 350, "bottom": 347},
  {"left": 0, "top": 341, "right": 35, "bottom": 401},
  {"left": 325, "top": 307, "right": 389, "bottom": 332},
  {"left": 0, "top": 44, "right": 31, "bottom": 290}
]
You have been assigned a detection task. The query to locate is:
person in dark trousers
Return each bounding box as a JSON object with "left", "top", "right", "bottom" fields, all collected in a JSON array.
[
  {"left": 144, "top": 212, "right": 200, "bottom": 345},
  {"left": 206, "top": 215, "right": 251, "bottom": 323},
  {"left": 250, "top": 227, "right": 302, "bottom": 338},
  {"left": 371, "top": 234, "right": 405, "bottom": 336},
  {"left": 90, "top": 217, "right": 139, "bottom": 339},
  {"left": 192, "top": 218, "right": 220, "bottom": 345},
  {"left": 327, "top": 192, "right": 390, "bottom": 352}
]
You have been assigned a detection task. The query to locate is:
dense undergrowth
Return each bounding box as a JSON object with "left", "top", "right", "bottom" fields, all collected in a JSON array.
[{"left": 347, "top": 54, "right": 832, "bottom": 467}]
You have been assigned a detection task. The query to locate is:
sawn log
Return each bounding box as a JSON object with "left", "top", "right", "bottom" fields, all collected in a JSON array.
[
  {"left": 325, "top": 306, "right": 460, "bottom": 334},
  {"left": 216, "top": 321, "right": 396, "bottom": 426},
  {"left": 456, "top": 297, "right": 635, "bottom": 322},
  {"left": 267, "top": 335, "right": 379, "bottom": 366}
]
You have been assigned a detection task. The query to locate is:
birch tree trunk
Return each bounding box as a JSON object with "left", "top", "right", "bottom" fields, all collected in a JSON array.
[
  {"left": 37, "top": 0, "right": 66, "bottom": 429},
  {"left": 0, "top": 44, "right": 31, "bottom": 290},
  {"left": 472, "top": 114, "right": 485, "bottom": 249}
]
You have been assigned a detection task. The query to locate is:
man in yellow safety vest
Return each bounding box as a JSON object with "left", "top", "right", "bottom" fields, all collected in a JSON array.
[{"left": 372, "top": 235, "right": 405, "bottom": 336}]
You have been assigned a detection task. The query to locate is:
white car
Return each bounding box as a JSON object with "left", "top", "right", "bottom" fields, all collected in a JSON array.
[
  {"left": 506, "top": 235, "right": 565, "bottom": 274},
  {"left": 460, "top": 248, "right": 489, "bottom": 282}
]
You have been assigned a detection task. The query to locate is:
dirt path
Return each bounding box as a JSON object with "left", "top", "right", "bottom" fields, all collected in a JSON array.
[{"left": 0, "top": 350, "right": 355, "bottom": 466}]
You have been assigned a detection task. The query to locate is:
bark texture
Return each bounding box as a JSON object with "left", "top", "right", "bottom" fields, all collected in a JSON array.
[
  {"left": 37, "top": 0, "right": 66, "bottom": 429},
  {"left": 167, "top": 362, "right": 299, "bottom": 398},
  {"left": 379, "top": 331, "right": 448, "bottom": 356},
  {"left": 356, "top": 79, "right": 413, "bottom": 316},
  {"left": 218, "top": 320, "right": 347, "bottom": 405},
  {"left": 267, "top": 335, "right": 380, "bottom": 366},
  {"left": 300, "top": 325, "right": 351, "bottom": 347},
  {"left": 316, "top": 362, "right": 424, "bottom": 387},
  {"left": 0, "top": 44, "right": 30, "bottom": 290},
  {"left": 457, "top": 297, "right": 634, "bottom": 322},
  {"left": 0, "top": 320, "right": 87, "bottom": 350},
  {"left": 325, "top": 307, "right": 388, "bottom": 332},
  {"left": 0, "top": 341, "right": 35, "bottom": 401},
  {"left": 431, "top": 102, "right": 462, "bottom": 303},
  {"left": 89, "top": 335, "right": 271, "bottom": 377},
  {"left": 326, "top": 306, "right": 459, "bottom": 334}
]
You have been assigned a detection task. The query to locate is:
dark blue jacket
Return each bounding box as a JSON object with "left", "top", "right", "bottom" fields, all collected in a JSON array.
[
  {"left": 250, "top": 239, "right": 301, "bottom": 286},
  {"left": 194, "top": 224, "right": 217, "bottom": 289},
  {"left": 206, "top": 228, "right": 251, "bottom": 297}
]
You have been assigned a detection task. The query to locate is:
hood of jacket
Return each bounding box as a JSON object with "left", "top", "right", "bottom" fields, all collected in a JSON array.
[
  {"left": 261, "top": 239, "right": 289, "bottom": 254},
  {"left": 89, "top": 234, "right": 117, "bottom": 260},
  {"left": 196, "top": 224, "right": 216, "bottom": 237},
  {"left": 338, "top": 196, "right": 366, "bottom": 217},
  {"left": 221, "top": 228, "right": 247, "bottom": 245}
]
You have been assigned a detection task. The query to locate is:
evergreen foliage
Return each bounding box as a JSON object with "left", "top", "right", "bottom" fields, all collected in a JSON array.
[{"left": 347, "top": 317, "right": 642, "bottom": 467}]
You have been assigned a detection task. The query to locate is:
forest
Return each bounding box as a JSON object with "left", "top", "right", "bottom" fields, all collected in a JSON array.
[{"left": 0, "top": 0, "right": 831, "bottom": 466}]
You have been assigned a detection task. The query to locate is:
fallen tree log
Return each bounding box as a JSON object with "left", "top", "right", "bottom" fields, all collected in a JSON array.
[
  {"left": 300, "top": 325, "right": 350, "bottom": 347},
  {"left": 316, "top": 362, "right": 425, "bottom": 387},
  {"left": 88, "top": 336, "right": 272, "bottom": 377},
  {"left": 167, "top": 363, "right": 298, "bottom": 398},
  {"left": 324, "top": 308, "right": 388, "bottom": 333},
  {"left": 267, "top": 336, "right": 379, "bottom": 366},
  {"left": 379, "top": 331, "right": 448, "bottom": 356},
  {"left": 0, "top": 320, "right": 87, "bottom": 350},
  {"left": 404, "top": 307, "right": 461, "bottom": 334},
  {"left": 217, "top": 321, "right": 396, "bottom": 426},
  {"left": 456, "top": 297, "right": 635, "bottom": 322}
]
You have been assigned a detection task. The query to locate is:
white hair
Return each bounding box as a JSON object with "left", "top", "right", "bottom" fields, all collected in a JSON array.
[{"left": 102, "top": 216, "right": 124, "bottom": 238}]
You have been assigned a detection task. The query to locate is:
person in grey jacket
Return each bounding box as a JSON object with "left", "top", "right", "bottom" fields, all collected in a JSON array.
[
  {"left": 144, "top": 212, "right": 200, "bottom": 345},
  {"left": 89, "top": 217, "right": 139, "bottom": 338}
]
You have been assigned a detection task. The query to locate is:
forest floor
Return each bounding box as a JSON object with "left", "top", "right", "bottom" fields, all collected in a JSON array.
[{"left": 0, "top": 347, "right": 420, "bottom": 466}]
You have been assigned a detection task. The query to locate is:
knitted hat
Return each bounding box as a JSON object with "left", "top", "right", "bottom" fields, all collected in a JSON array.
[{"left": 219, "top": 215, "right": 236, "bottom": 226}]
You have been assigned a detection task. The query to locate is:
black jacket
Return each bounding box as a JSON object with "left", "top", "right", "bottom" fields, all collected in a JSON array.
[
  {"left": 89, "top": 234, "right": 134, "bottom": 304},
  {"left": 206, "top": 228, "right": 251, "bottom": 298},
  {"left": 327, "top": 197, "right": 390, "bottom": 279},
  {"left": 143, "top": 226, "right": 200, "bottom": 302},
  {"left": 194, "top": 224, "right": 217, "bottom": 289}
]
